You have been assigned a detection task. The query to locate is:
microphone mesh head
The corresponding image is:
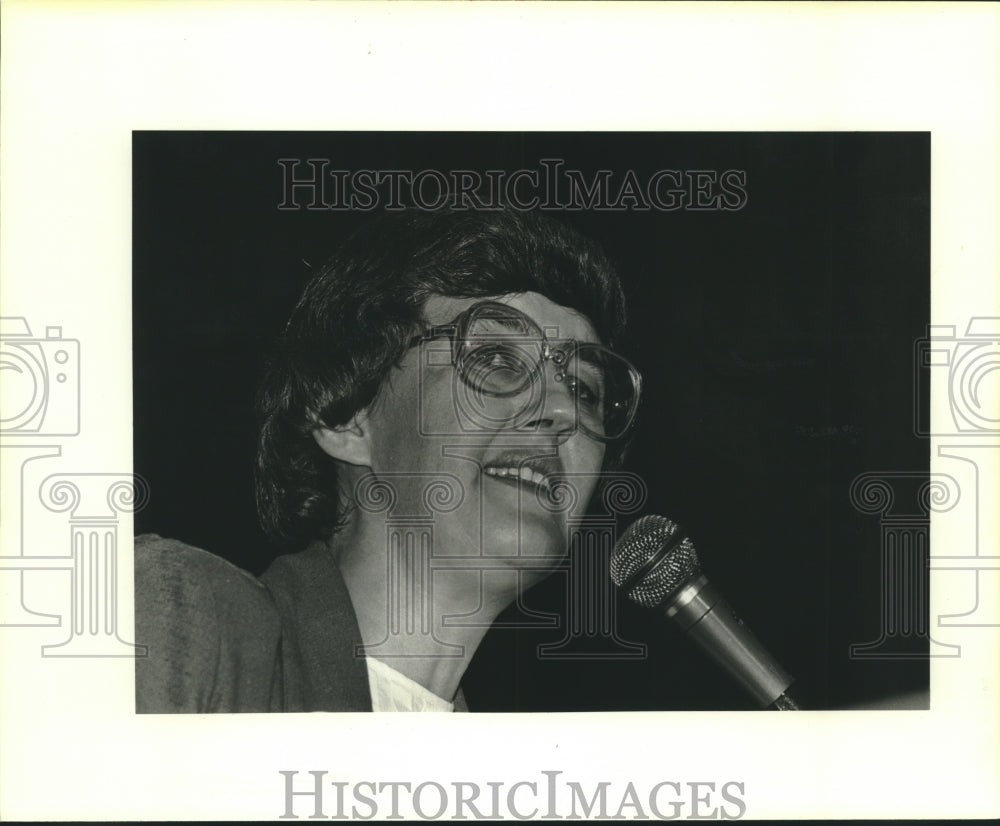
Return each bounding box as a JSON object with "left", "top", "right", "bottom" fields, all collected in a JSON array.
[{"left": 610, "top": 515, "right": 701, "bottom": 608}]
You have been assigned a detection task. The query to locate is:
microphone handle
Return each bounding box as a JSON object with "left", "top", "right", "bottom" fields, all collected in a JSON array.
[{"left": 661, "top": 575, "right": 800, "bottom": 709}]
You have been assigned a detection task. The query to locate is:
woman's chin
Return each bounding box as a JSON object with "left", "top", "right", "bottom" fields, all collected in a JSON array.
[{"left": 480, "top": 513, "right": 567, "bottom": 563}]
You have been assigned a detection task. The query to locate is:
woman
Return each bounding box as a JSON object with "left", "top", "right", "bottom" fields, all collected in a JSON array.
[{"left": 135, "top": 208, "right": 640, "bottom": 712}]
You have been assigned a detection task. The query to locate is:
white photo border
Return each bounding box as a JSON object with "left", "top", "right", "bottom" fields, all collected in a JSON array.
[{"left": 1, "top": 1, "right": 997, "bottom": 820}]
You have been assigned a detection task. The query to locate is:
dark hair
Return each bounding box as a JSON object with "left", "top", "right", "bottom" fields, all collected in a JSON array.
[{"left": 255, "top": 209, "right": 629, "bottom": 549}]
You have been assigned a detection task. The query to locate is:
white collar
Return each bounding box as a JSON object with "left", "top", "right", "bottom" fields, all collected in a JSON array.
[{"left": 365, "top": 656, "right": 455, "bottom": 713}]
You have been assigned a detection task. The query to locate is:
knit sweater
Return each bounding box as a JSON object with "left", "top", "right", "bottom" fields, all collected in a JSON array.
[{"left": 134, "top": 534, "right": 372, "bottom": 713}]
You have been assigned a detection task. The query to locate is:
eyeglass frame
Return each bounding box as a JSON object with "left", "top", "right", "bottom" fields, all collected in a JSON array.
[{"left": 404, "top": 300, "right": 642, "bottom": 442}]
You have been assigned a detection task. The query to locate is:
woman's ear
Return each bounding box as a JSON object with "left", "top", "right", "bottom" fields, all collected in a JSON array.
[{"left": 312, "top": 411, "right": 373, "bottom": 468}]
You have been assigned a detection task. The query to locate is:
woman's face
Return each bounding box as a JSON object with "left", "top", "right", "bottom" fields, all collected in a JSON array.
[{"left": 358, "top": 291, "right": 607, "bottom": 579}]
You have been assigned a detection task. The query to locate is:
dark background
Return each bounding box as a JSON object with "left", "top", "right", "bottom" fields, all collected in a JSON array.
[{"left": 134, "top": 132, "right": 929, "bottom": 711}]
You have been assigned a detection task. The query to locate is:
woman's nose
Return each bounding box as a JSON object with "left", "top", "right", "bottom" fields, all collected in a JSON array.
[{"left": 517, "top": 364, "right": 577, "bottom": 436}]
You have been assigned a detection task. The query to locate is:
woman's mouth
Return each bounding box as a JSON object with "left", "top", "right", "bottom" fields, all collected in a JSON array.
[{"left": 483, "top": 465, "right": 553, "bottom": 495}]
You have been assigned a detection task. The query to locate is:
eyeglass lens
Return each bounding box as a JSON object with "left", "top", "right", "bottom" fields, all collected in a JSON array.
[{"left": 455, "top": 306, "right": 637, "bottom": 440}]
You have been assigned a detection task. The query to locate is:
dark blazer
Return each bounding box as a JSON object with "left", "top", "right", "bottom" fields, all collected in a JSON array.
[{"left": 134, "top": 534, "right": 372, "bottom": 713}]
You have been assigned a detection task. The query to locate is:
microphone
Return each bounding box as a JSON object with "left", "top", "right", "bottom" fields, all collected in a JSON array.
[{"left": 610, "top": 515, "right": 800, "bottom": 710}]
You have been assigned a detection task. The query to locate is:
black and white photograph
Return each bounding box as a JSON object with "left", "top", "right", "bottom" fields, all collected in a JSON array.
[
  {"left": 1, "top": 2, "right": 997, "bottom": 821},
  {"left": 133, "top": 131, "right": 930, "bottom": 714}
]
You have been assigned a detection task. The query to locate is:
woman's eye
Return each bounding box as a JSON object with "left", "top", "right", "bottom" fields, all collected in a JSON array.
[
  {"left": 475, "top": 346, "right": 523, "bottom": 371},
  {"left": 567, "top": 377, "right": 600, "bottom": 409},
  {"left": 464, "top": 345, "right": 534, "bottom": 393}
]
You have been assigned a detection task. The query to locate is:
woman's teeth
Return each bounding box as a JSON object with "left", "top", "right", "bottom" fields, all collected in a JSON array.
[{"left": 484, "top": 466, "right": 551, "bottom": 492}]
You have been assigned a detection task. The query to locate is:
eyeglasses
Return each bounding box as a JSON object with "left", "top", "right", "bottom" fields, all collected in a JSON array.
[{"left": 407, "top": 301, "right": 642, "bottom": 442}]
